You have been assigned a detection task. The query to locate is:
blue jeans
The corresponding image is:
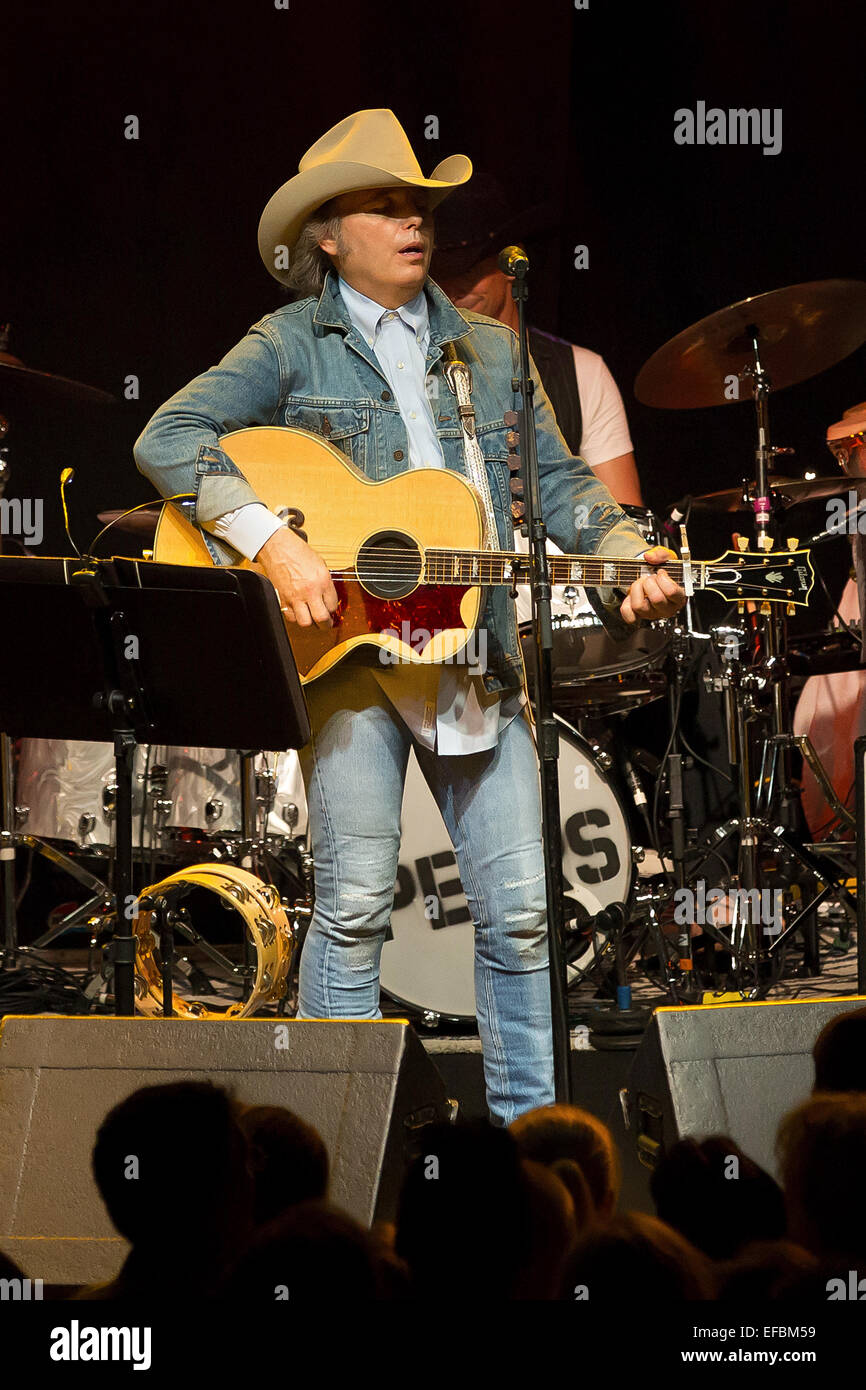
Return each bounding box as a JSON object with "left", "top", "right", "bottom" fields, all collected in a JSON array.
[{"left": 296, "top": 665, "right": 555, "bottom": 1125}]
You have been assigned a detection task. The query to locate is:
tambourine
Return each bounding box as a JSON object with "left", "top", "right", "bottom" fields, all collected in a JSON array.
[{"left": 133, "top": 862, "right": 293, "bottom": 1018}]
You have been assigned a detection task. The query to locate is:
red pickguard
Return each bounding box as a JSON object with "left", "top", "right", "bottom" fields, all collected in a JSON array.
[{"left": 289, "top": 580, "right": 472, "bottom": 678}]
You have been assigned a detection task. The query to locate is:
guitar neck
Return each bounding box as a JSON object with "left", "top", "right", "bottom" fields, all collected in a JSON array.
[{"left": 423, "top": 549, "right": 685, "bottom": 590}]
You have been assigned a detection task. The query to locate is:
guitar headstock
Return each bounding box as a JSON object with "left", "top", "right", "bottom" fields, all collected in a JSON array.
[{"left": 702, "top": 548, "right": 815, "bottom": 607}]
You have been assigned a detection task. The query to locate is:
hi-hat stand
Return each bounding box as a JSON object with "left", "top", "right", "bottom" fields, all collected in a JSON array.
[{"left": 680, "top": 327, "right": 857, "bottom": 990}]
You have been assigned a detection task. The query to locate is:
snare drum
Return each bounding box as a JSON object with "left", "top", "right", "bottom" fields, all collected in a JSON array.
[
  {"left": 380, "top": 716, "right": 633, "bottom": 1020},
  {"left": 518, "top": 504, "right": 671, "bottom": 716}
]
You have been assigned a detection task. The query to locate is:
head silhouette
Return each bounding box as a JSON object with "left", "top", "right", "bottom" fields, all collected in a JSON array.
[
  {"left": 650, "top": 1135, "right": 785, "bottom": 1258},
  {"left": 237, "top": 1104, "right": 329, "bottom": 1224},
  {"left": 813, "top": 1007, "right": 866, "bottom": 1094},
  {"left": 510, "top": 1104, "right": 621, "bottom": 1219},
  {"left": 92, "top": 1081, "right": 251, "bottom": 1253}
]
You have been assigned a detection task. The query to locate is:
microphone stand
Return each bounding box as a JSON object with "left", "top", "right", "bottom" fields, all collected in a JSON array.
[{"left": 505, "top": 249, "right": 572, "bottom": 1104}]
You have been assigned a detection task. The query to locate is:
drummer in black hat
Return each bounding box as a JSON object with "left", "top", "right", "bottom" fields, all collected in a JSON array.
[
  {"left": 430, "top": 173, "right": 642, "bottom": 503},
  {"left": 430, "top": 173, "right": 644, "bottom": 629}
]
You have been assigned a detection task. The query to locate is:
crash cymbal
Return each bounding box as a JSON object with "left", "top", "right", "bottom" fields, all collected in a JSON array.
[
  {"left": 635, "top": 279, "right": 866, "bottom": 409},
  {"left": 0, "top": 353, "right": 115, "bottom": 407},
  {"left": 690, "top": 474, "right": 864, "bottom": 512},
  {"left": 97, "top": 506, "right": 161, "bottom": 539}
]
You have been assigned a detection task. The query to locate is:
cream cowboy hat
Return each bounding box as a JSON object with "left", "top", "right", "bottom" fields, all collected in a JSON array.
[{"left": 258, "top": 108, "right": 472, "bottom": 287}]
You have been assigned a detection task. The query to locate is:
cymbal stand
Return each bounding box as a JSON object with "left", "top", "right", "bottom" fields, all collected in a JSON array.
[{"left": 664, "top": 593, "right": 708, "bottom": 995}]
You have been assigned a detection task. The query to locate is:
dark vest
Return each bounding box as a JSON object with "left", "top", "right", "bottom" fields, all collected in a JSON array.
[{"left": 528, "top": 326, "right": 583, "bottom": 456}]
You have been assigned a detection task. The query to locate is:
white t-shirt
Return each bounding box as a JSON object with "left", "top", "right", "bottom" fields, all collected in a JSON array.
[{"left": 515, "top": 343, "right": 635, "bottom": 625}]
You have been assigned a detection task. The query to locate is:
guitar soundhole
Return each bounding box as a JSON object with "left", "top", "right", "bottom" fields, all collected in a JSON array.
[{"left": 356, "top": 530, "right": 423, "bottom": 599}]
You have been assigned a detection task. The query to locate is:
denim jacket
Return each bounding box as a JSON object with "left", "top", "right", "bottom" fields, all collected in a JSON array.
[{"left": 134, "top": 271, "right": 649, "bottom": 694}]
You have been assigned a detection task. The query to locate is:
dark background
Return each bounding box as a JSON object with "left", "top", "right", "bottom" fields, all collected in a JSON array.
[{"left": 2, "top": 0, "right": 864, "bottom": 617}]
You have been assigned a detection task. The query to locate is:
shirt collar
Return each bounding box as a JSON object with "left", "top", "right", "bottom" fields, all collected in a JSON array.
[{"left": 337, "top": 275, "right": 430, "bottom": 346}]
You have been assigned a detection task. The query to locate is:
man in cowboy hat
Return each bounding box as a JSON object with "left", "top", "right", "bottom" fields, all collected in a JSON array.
[{"left": 135, "top": 109, "right": 684, "bottom": 1124}]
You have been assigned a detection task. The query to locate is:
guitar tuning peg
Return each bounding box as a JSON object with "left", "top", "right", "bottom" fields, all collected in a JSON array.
[
  {"left": 736, "top": 536, "right": 749, "bottom": 552},
  {"left": 786, "top": 603, "right": 796, "bottom": 617},
  {"left": 787, "top": 537, "right": 799, "bottom": 551},
  {"left": 760, "top": 601, "right": 772, "bottom": 615},
  {"left": 737, "top": 601, "right": 746, "bottom": 614},
  {"left": 757, "top": 534, "right": 773, "bottom": 552}
]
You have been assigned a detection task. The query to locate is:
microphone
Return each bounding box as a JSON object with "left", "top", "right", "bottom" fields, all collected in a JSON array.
[
  {"left": 60, "top": 466, "right": 82, "bottom": 558},
  {"left": 498, "top": 244, "right": 529, "bottom": 277}
]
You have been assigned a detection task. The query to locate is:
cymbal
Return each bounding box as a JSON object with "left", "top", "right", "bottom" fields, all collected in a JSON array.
[
  {"left": 0, "top": 352, "right": 115, "bottom": 407},
  {"left": 97, "top": 507, "right": 161, "bottom": 538},
  {"left": 635, "top": 279, "right": 866, "bottom": 409},
  {"left": 690, "top": 474, "right": 864, "bottom": 512}
]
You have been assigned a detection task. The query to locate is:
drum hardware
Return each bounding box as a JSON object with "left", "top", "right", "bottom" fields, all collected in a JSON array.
[
  {"left": 561, "top": 584, "right": 581, "bottom": 617},
  {"left": 635, "top": 567, "right": 719, "bottom": 999},
  {"left": 281, "top": 802, "right": 301, "bottom": 837},
  {"left": 636, "top": 281, "right": 866, "bottom": 996},
  {"left": 256, "top": 766, "right": 277, "bottom": 822}
]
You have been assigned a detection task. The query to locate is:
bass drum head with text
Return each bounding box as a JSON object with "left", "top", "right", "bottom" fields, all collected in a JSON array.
[{"left": 381, "top": 717, "right": 633, "bottom": 1020}]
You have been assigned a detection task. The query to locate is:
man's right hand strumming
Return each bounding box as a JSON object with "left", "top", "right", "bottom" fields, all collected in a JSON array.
[{"left": 257, "top": 527, "right": 339, "bottom": 628}]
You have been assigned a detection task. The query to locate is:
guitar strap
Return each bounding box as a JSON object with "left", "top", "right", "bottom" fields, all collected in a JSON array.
[{"left": 443, "top": 343, "right": 499, "bottom": 551}]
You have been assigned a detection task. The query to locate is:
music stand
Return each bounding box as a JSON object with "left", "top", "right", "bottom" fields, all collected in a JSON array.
[{"left": 0, "top": 554, "right": 310, "bottom": 1015}]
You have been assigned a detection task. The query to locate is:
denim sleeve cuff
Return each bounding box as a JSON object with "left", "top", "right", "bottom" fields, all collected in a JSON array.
[{"left": 195, "top": 468, "right": 262, "bottom": 526}]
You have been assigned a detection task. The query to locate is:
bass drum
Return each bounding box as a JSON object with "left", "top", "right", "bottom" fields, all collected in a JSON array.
[{"left": 381, "top": 716, "right": 633, "bottom": 1020}]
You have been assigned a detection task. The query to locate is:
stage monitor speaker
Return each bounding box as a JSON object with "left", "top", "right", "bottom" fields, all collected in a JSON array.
[
  {"left": 610, "top": 996, "right": 866, "bottom": 1212},
  {"left": 0, "top": 1016, "right": 451, "bottom": 1286}
]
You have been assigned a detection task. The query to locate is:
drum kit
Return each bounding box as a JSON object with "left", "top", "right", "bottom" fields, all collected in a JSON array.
[{"left": 3, "top": 278, "right": 866, "bottom": 1023}]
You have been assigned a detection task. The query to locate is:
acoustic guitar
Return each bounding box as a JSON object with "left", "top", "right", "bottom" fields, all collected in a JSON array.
[{"left": 152, "top": 426, "right": 815, "bottom": 684}]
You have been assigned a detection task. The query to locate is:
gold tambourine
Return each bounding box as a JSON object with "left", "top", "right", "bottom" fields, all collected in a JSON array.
[{"left": 133, "top": 862, "right": 293, "bottom": 1018}]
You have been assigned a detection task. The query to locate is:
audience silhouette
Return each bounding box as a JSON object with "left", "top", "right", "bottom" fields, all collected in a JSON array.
[{"left": 3, "top": 1016, "right": 865, "bottom": 1304}]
